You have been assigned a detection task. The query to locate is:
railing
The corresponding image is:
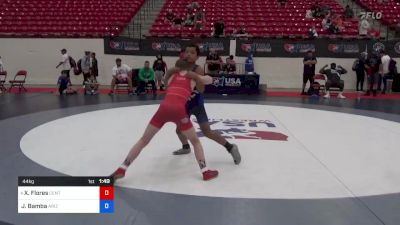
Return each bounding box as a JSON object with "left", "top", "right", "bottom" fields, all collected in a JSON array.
[{"left": 120, "top": 0, "right": 158, "bottom": 39}]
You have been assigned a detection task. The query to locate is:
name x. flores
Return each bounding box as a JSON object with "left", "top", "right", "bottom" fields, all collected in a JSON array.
[{"left": 194, "top": 119, "right": 288, "bottom": 141}]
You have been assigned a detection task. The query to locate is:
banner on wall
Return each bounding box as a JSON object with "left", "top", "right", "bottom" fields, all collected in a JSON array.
[
  {"left": 104, "top": 37, "right": 230, "bottom": 56},
  {"left": 236, "top": 39, "right": 400, "bottom": 58}
]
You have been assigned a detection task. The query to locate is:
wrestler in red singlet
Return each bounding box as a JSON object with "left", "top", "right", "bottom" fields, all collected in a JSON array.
[
  {"left": 150, "top": 70, "right": 194, "bottom": 131},
  {"left": 111, "top": 59, "right": 218, "bottom": 181}
]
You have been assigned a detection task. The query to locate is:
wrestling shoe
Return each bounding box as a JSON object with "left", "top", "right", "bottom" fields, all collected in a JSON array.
[
  {"left": 202, "top": 170, "right": 219, "bottom": 181},
  {"left": 111, "top": 167, "right": 126, "bottom": 180},
  {"left": 173, "top": 148, "right": 191, "bottom": 155},
  {"left": 230, "top": 144, "right": 241, "bottom": 165}
]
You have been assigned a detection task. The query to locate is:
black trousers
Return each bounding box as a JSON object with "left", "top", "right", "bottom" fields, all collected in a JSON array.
[
  {"left": 356, "top": 71, "right": 365, "bottom": 91},
  {"left": 136, "top": 80, "right": 156, "bottom": 93}
]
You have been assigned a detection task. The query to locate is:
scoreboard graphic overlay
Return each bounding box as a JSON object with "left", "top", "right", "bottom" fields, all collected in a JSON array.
[{"left": 18, "top": 177, "right": 114, "bottom": 213}]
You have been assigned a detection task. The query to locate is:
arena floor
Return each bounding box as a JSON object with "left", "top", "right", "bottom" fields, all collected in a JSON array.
[{"left": 1, "top": 92, "right": 400, "bottom": 225}]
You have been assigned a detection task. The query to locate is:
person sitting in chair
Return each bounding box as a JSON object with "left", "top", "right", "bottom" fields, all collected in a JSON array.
[
  {"left": 319, "top": 63, "right": 347, "bottom": 99},
  {"left": 136, "top": 61, "right": 156, "bottom": 94},
  {"left": 109, "top": 58, "right": 134, "bottom": 95}
]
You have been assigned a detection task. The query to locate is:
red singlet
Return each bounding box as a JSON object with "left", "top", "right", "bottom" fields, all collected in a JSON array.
[{"left": 150, "top": 72, "right": 193, "bottom": 131}]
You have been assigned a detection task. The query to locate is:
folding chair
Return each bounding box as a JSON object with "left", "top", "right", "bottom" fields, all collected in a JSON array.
[
  {"left": 9, "top": 70, "right": 28, "bottom": 93},
  {"left": 115, "top": 81, "right": 130, "bottom": 93},
  {"left": 0, "top": 71, "right": 7, "bottom": 92}
]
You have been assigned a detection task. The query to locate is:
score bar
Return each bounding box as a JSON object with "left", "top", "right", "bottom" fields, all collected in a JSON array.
[{"left": 18, "top": 176, "right": 114, "bottom": 213}]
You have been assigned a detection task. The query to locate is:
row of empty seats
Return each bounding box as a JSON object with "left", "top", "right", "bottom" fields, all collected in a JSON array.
[
  {"left": 149, "top": 0, "right": 359, "bottom": 37},
  {"left": 0, "top": 0, "right": 144, "bottom": 37}
]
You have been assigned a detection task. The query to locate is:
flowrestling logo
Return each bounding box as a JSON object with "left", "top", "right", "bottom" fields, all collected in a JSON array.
[
  {"left": 284, "top": 43, "right": 315, "bottom": 54},
  {"left": 328, "top": 43, "right": 359, "bottom": 54},
  {"left": 194, "top": 119, "right": 288, "bottom": 141},
  {"left": 360, "top": 12, "right": 382, "bottom": 20},
  {"left": 109, "top": 41, "right": 121, "bottom": 49}
]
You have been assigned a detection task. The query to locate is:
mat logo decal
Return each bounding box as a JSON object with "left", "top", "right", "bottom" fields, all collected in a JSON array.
[
  {"left": 373, "top": 42, "right": 385, "bottom": 53},
  {"left": 109, "top": 41, "right": 122, "bottom": 49},
  {"left": 109, "top": 40, "right": 139, "bottom": 51},
  {"left": 212, "top": 77, "right": 241, "bottom": 87},
  {"left": 241, "top": 43, "right": 272, "bottom": 53},
  {"left": 328, "top": 44, "right": 359, "bottom": 53},
  {"left": 151, "top": 42, "right": 181, "bottom": 52},
  {"left": 194, "top": 119, "right": 288, "bottom": 141},
  {"left": 284, "top": 43, "right": 315, "bottom": 54}
]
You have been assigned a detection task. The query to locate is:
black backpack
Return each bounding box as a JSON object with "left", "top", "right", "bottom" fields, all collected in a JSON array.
[
  {"left": 69, "top": 56, "right": 77, "bottom": 68},
  {"left": 73, "top": 59, "right": 82, "bottom": 75},
  {"left": 307, "top": 82, "right": 321, "bottom": 96},
  {"left": 389, "top": 59, "right": 398, "bottom": 75}
]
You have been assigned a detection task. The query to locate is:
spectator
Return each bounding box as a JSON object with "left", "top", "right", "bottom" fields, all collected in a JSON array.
[
  {"left": 359, "top": 18, "right": 370, "bottom": 36},
  {"left": 223, "top": 55, "right": 236, "bottom": 74},
  {"left": 328, "top": 15, "right": 343, "bottom": 34},
  {"left": 0, "top": 56, "right": 4, "bottom": 72},
  {"left": 320, "top": 4, "right": 331, "bottom": 17},
  {"left": 319, "top": 63, "right": 347, "bottom": 99},
  {"left": 153, "top": 54, "right": 167, "bottom": 90},
  {"left": 195, "top": 9, "right": 205, "bottom": 21},
  {"left": 302, "top": 50, "right": 317, "bottom": 95},
  {"left": 344, "top": 5, "right": 354, "bottom": 18},
  {"left": 308, "top": 25, "right": 318, "bottom": 38},
  {"left": 364, "top": 52, "right": 381, "bottom": 96},
  {"left": 81, "top": 51, "right": 91, "bottom": 83},
  {"left": 165, "top": 9, "right": 175, "bottom": 24},
  {"left": 184, "top": 12, "right": 195, "bottom": 26},
  {"left": 206, "top": 49, "right": 222, "bottom": 74},
  {"left": 90, "top": 52, "right": 98, "bottom": 78},
  {"left": 84, "top": 74, "right": 99, "bottom": 95},
  {"left": 186, "top": 0, "right": 199, "bottom": 13},
  {"left": 311, "top": 1, "right": 322, "bottom": 18},
  {"left": 109, "top": 58, "right": 134, "bottom": 95},
  {"left": 173, "top": 15, "right": 184, "bottom": 26},
  {"left": 322, "top": 15, "right": 331, "bottom": 30},
  {"left": 56, "top": 49, "right": 71, "bottom": 78},
  {"left": 305, "top": 9, "right": 314, "bottom": 18},
  {"left": 380, "top": 50, "right": 393, "bottom": 94},
  {"left": 213, "top": 18, "right": 225, "bottom": 37},
  {"left": 136, "top": 61, "right": 156, "bottom": 94},
  {"left": 57, "top": 71, "right": 75, "bottom": 95},
  {"left": 352, "top": 52, "right": 367, "bottom": 91},
  {"left": 234, "top": 26, "right": 249, "bottom": 37},
  {"left": 245, "top": 51, "right": 255, "bottom": 74},
  {"left": 277, "top": 0, "right": 287, "bottom": 7},
  {"left": 194, "top": 9, "right": 205, "bottom": 30}
]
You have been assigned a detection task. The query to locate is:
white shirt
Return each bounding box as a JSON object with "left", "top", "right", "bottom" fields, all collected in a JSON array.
[
  {"left": 0, "top": 59, "right": 4, "bottom": 72},
  {"left": 112, "top": 64, "right": 131, "bottom": 77},
  {"left": 359, "top": 19, "right": 370, "bottom": 35},
  {"left": 61, "top": 53, "right": 71, "bottom": 70},
  {"left": 381, "top": 54, "right": 391, "bottom": 74}
]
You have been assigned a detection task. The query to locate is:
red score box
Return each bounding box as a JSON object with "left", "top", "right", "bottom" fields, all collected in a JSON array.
[{"left": 100, "top": 186, "right": 114, "bottom": 200}]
